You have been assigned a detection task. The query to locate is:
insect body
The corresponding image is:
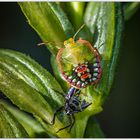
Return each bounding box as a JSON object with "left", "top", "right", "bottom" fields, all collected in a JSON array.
[
  {"left": 51, "top": 87, "right": 91, "bottom": 133},
  {"left": 56, "top": 38, "right": 102, "bottom": 88}
]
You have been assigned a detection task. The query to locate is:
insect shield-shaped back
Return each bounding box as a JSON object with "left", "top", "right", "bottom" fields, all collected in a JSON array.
[{"left": 56, "top": 38, "right": 102, "bottom": 89}]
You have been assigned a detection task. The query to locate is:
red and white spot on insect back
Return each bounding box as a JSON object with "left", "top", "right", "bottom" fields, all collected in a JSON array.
[{"left": 65, "top": 61, "right": 102, "bottom": 88}]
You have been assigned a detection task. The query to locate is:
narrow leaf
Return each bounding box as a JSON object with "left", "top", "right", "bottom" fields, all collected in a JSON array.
[
  {"left": 0, "top": 49, "right": 64, "bottom": 109},
  {"left": 0, "top": 104, "right": 28, "bottom": 138},
  {"left": 60, "top": 2, "right": 92, "bottom": 42},
  {"left": 60, "top": 2, "right": 85, "bottom": 29},
  {"left": 0, "top": 65, "right": 52, "bottom": 123},
  {"left": 19, "top": 2, "right": 74, "bottom": 55},
  {"left": 0, "top": 100, "right": 48, "bottom": 138},
  {"left": 0, "top": 49, "right": 71, "bottom": 138}
]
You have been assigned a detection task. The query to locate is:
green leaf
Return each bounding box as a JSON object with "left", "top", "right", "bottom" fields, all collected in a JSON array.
[
  {"left": 19, "top": 2, "right": 75, "bottom": 55},
  {"left": 60, "top": 2, "right": 92, "bottom": 42},
  {"left": 84, "top": 2, "right": 124, "bottom": 98},
  {"left": 60, "top": 2, "right": 85, "bottom": 29},
  {"left": 0, "top": 64, "right": 52, "bottom": 127},
  {"left": 123, "top": 2, "right": 140, "bottom": 21},
  {"left": 84, "top": 117, "right": 105, "bottom": 138},
  {"left": 0, "top": 100, "right": 48, "bottom": 138},
  {"left": 0, "top": 49, "right": 64, "bottom": 109},
  {"left": 0, "top": 49, "right": 71, "bottom": 138},
  {"left": 0, "top": 104, "right": 28, "bottom": 138}
]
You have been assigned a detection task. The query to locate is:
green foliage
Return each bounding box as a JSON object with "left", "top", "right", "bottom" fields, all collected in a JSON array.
[
  {"left": 19, "top": 2, "right": 74, "bottom": 55},
  {"left": 0, "top": 103, "right": 28, "bottom": 138},
  {"left": 60, "top": 2, "right": 85, "bottom": 30},
  {"left": 84, "top": 117, "right": 105, "bottom": 138},
  {"left": 0, "top": 1, "right": 138, "bottom": 138},
  {"left": 123, "top": 2, "right": 140, "bottom": 21},
  {"left": 0, "top": 100, "right": 49, "bottom": 138},
  {"left": 59, "top": 2, "right": 92, "bottom": 42},
  {"left": 85, "top": 2, "right": 124, "bottom": 98},
  {"left": 0, "top": 49, "right": 69, "bottom": 138}
]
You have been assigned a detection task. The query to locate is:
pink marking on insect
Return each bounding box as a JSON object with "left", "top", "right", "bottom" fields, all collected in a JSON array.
[{"left": 75, "top": 64, "right": 88, "bottom": 73}]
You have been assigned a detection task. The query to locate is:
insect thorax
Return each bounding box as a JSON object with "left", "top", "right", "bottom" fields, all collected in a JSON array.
[
  {"left": 65, "top": 95, "right": 81, "bottom": 115},
  {"left": 57, "top": 38, "right": 102, "bottom": 88}
]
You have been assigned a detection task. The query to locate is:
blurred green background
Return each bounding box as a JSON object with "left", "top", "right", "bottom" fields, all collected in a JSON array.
[{"left": 0, "top": 2, "right": 140, "bottom": 138}]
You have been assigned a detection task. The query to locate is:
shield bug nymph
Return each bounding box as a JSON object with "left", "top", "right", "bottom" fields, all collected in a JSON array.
[{"left": 56, "top": 30, "right": 102, "bottom": 88}]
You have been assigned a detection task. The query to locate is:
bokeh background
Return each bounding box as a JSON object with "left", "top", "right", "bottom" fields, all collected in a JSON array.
[{"left": 0, "top": 2, "right": 140, "bottom": 138}]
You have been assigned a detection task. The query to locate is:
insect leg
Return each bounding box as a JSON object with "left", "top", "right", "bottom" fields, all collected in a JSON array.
[
  {"left": 68, "top": 114, "right": 75, "bottom": 132},
  {"left": 51, "top": 106, "right": 64, "bottom": 125},
  {"left": 56, "top": 115, "right": 72, "bottom": 133},
  {"left": 66, "top": 87, "right": 76, "bottom": 100},
  {"left": 81, "top": 100, "right": 92, "bottom": 110}
]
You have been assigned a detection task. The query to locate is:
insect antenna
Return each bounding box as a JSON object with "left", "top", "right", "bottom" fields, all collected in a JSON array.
[
  {"left": 73, "top": 23, "right": 86, "bottom": 41},
  {"left": 37, "top": 41, "right": 63, "bottom": 47},
  {"left": 98, "top": 42, "right": 105, "bottom": 49}
]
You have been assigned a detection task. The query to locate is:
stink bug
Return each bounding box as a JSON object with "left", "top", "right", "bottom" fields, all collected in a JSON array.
[
  {"left": 56, "top": 25, "right": 102, "bottom": 89},
  {"left": 38, "top": 24, "right": 102, "bottom": 89}
]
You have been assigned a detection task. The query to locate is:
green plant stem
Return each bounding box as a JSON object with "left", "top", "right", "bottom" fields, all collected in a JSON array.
[
  {"left": 60, "top": 2, "right": 92, "bottom": 42},
  {"left": 60, "top": 2, "right": 85, "bottom": 30},
  {"left": 84, "top": 116, "right": 105, "bottom": 138}
]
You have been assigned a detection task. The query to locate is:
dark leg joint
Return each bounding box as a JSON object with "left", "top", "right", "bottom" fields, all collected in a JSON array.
[
  {"left": 56, "top": 115, "right": 72, "bottom": 133},
  {"left": 56, "top": 124, "right": 71, "bottom": 133},
  {"left": 51, "top": 106, "right": 64, "bottom": 125},
  {"left": 68, "top": 114, "right": 75, "bottom": 132}
]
